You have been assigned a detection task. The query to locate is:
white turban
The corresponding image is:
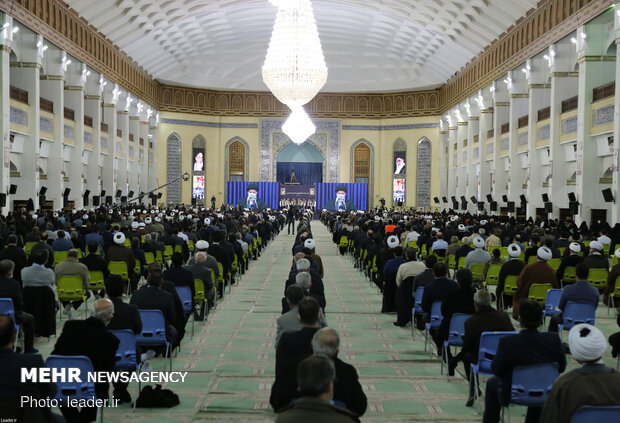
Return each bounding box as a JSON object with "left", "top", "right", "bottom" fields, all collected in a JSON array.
[
  {"left": 568, "top": 324, "right": 607, "bottom": 362},
  {"left": 589, "top": 241, "right": 603, "bottom": 251},
  {"left": 569, "top": 242, "right": 581, "bottom": 253},
  {"left": 304, "top": 239, "right": 316, "bottom": 250},
  {"left": 473, "top": 237, "right": 485, "bottom": 249},
  {"left": 537, "top": 246, "right": 552, "bottom": 261},
  {"left": 508, "top": 243, "right": 521, "bottom": 258},
  {"left": 387, "top": 235, "right": 399, "bottom": 249}
]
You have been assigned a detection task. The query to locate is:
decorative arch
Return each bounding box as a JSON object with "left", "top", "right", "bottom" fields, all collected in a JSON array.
[
  {"left": 166, "top": 133, "right": 182, "bottom": 204},
  {"left": 416, "top": 137, "right": 432, "bottom": 208},
  {"left": 224, "top": 137, "right": 249, "bottom": 182},
  {"left": 350, "top": 139, "right": 375, "bottom": 207}
]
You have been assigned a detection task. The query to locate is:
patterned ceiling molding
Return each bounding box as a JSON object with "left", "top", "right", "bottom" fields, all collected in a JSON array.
[
  {"left": 159, "top": 118, "right": 257, "bottom": 129},
  {"left": 4, "top": 0, "right": 613, "bottom": 118},
  {"left": 438, "top": 0, "right": 614, "bottom": 113},
  {"left": 342, "top": 123, "right": 439, "bottom": 131},
  {"left": 159, "top": 86, "right": 441, "bottom": 119}
]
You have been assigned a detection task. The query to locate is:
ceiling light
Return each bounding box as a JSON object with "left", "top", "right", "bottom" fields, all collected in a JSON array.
[
  {"left": 262, "top": 0, "right": 327, "bottom": 144},
  {"left": 282, "top": 106, "right": 315, "bottom": 144}
]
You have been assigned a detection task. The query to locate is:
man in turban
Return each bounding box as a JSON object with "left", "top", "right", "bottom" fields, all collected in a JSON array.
[{"left": 541, "top": 324, "right": 620, "bottom": 422}]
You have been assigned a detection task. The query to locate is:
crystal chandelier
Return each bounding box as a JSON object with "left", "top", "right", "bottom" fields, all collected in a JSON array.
[{"left": 262, "top": 0, "right": 328, "bottom": 144}]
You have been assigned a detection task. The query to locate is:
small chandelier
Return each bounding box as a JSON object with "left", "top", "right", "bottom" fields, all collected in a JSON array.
[{"left": 262, "top": 0, "right": 328, "bottom": 144}]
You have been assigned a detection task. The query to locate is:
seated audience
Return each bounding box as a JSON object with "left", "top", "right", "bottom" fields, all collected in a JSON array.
[
  {"left": 496, "top": 244, "right": 524, "bottom": 310},
  {"left": 512, "top": 247, "right": 559, "bottom": 319},
  {"left": 51, "top": 230, "right": 73, "bottom": 251},
  {"left": 184, "top": 251, "right": 215, "bottom": 311},
  {"left": 0, "top": 234, "right": 28, "bottom": 283},
  {"left": 556, "top": 242, "right": 583, "bottom": 284},
  {"left": 465, "top": 236, "right": 490, "bottom": 269},
  {"left": 276, "top": 296, "right": 321, "bottom": 374},
  {"left": 420, "top": 262, "right": 458, "bottom": 328}
]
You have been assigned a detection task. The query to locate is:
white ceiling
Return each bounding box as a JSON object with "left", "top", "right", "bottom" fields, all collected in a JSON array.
[{"left": 65, "top": 0, "right": 538, "bottom": 92}]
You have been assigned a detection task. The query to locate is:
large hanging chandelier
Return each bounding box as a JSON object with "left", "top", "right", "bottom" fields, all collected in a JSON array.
[{"left": 262, "top": 0, "right": 328, "bottom": 144}]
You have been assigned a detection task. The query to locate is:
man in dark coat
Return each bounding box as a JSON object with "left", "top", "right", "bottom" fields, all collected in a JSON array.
[
  {"left": 52, "top": 298, "right": 120, "bottom": 423},
  {"left": 0, "top": 259, "right": 36, "bottom": 352},
  {"left": 496, "top": 243, "right": 525, "bottom": 310},
  {"left": 421, "top": 262, "right": 458, "bottom": 319},
  {"left": 0, "top": 315, "right": 60, "bottom": 423},
  {"left": 30, "top": 232, "right": 54, "bottom": 268},
  {"left": 208, "top": 231, "right": 232, "bottom": 297},
  {"left": 106, "top": 232, "right": 137, "bottom": 290},
  {"left": 483, "top": 300, "right": 566, "bottom": 423},
  {"left": 512, "top": 246, "right": 559, "bottom": 319},
  {"left": 236, "top": 184, "right": 268, "bottom": 210},
  {"left": 270, "top": 327, "right": 367, "bottom": 416},
  {"left": 555, "top": 242, "right": 583, "bottom": 283},
  {"left": 461, "top": 290, "right": 514, "bottom": 405},
  {"left": 0, "top": 234, "right": 28, "bottom": 283},
  {"left": 324, "top": 185, "right": 357, "bottom": 212}
]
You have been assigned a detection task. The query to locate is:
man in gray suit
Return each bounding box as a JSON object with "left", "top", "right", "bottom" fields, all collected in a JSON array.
[
  {"left": 276, "top": 280, "right": 327, "bottom": 348},
  {"left": 21, "top": 250, "right": 55, "bottom": 290},
  {"left": 184, "top": 252, "right": 215, "bottom": 314}
]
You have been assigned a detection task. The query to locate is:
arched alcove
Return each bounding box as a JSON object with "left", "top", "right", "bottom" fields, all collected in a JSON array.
[
  {"left": 224, "top": 137, "right": 249, "bottom": 182},
  {"left": 350, "top": 139, "right": 375, "bottom": 207},
  {"left": 276, "top": 142, "right": 323, "bottom": 185}
]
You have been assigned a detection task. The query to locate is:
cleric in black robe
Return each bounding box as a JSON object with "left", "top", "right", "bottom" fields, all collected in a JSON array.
[
  {"left": 325, "top": 185, "right": 357, "bottom": 211},
  {"left": 236, "top": 183, "right": 267, "bottom": 210}
]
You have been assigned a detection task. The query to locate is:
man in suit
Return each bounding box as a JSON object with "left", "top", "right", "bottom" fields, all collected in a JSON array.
[
  {"left": 276, "top": 285, "right": 306, "bottom": 347},
  {"left": 582, "top": 241, "right": 609, "bottom": 271},
  {"left": 51, "top": 230, "right": 73, "bottom": 251},
  {"left": 275, "top": 355, "right": 360, "bottom": 423},
  {"left": 421, "top": 262, "right": 458, "bottom": 322},
  {"left": 163, "top": 252, "right": 195, "bottom": 295},
  {"left": 208, "top": 231, "right": 231, "bottom": 297},
  {"left": 324, "top": 185, "right": 357, "bottom": 212},
  {"left": 81, "top": 241, "right": 110, "bottom": 295},
  {"left": 130, "top": 268, "right": 177, "bottom": 346},
  {"left": 0, "top": 314, "right": 61, "bottom": 423},
  {"left": 55, "top": 249, "right": 91, "bottom": 319},
  {"left": 461, "top": 290, "right": 514, "bottom": 406},
  {"left": 548, "top": 263, "right": 599, "bottom": 332},
  {"left": 104, "top": 274, "right": 142, "bottom": 403},
  {"left": 0, "top": 259, "right": 36, "bottom": 352},
  {"left": 276, "top": 296, "right": 321, "bottom": 375},
  {"left": 21, "top": 249, "right": 55, "bottom": 289},
  {"left": 184, "top": 251, "right": 215, "bottom": 312},
  {"left": 30, "top": 232, "right": 54, "bottom": 268},
  {"left": 0, "top": 234, "right": 28, "bottom": 283},
  {"left": 483, "top": 300, "right": 566, "bottom": 423},
  {"left": 52, "top": 298, "right": 120, "bottom": 423},
  {"left": 236, "top": 184, "right": 268, "bottom": 210}
]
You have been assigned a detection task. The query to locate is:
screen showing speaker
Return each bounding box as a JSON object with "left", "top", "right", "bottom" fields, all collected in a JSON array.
[{"left": 192, "top": 175, "right": 205, "bottom": 199}]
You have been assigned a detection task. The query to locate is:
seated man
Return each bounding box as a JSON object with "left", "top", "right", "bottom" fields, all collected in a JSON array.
[
  {"left": 80, "top": 241, "right": 111, "bottom": 283},
  {"left": 541, "top": 324, "right": 620, "bottom": 423},
  {"left": 461, "top": 290, "right": 514, "bottom": 406},
  {"left": 276, "top": 285, "right": 306, "bottom": 348},
  {"left": 465, "top": 236, "right": 491, "bottom": 270},
  {"left": 54, "top": 249, "right": 91, "bottom": 319},
  {"left": 130, "top": 268, "right": 177, "bottom": 347},
  {"left": 163, "top": 252, "right": 195, "bottom": 294},
  {"left": 0, "top": 259, "right": 36, "bottom": 353},
  {"left": 51, "top": 230, "right": 73, "bottom": 251},
  {"left": 512, "top": 247, "right": 559, "bottom": 319},
  {"left": 420, "top": 262, "right": 458, "bottom": 329},
  {"left": 276, "top": 296, "right": 321, "bottom": 375},
  {"left": 184, "top": 251, "right": 215, "bottom": 312},
  {"left": 52, "top": 299, "right": 119, "bottom": 423},
  {"left": 484, "top": 300, "right": 566, "bottom": 423},
  {"left": 496, "top": 244, "right": 524, "bottom": 310},
  {"left": 0, "top": 314, "right": 61, "bottom": 423},
  {"left": 275, "top": 355, "right": 360, "bottom": 423},
  {"left": 556, "top": 242, "right": 583, "bottom": 283},
  {"left": 104, "top": 275, "right": 142, "bottom": 403},
  {"left": 548, "top": 263, "right": 599, "bottom": 332}
]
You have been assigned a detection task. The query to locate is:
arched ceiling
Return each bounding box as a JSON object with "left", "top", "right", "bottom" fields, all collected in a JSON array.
[{"left": 65, "top": 0, "right": 538, "bottom": 92}]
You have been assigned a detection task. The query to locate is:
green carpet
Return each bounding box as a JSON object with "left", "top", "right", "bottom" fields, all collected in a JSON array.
[{"left": 31, "top": 222, "right": 620, "bottom": 422}]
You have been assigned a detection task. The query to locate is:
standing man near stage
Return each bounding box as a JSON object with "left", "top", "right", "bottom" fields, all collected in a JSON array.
[{"left": 287, "top": 206, "right": 297, "bottom": 235}]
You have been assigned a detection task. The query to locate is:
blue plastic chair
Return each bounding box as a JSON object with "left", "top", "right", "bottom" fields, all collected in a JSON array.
[
  {"left": 411, "top": 286, "right": 424, "bottom": 339},
  {"left": 0, "top": 298, "right": 23, "bottom": 352},
  {"left": 501, "top": 362, "right": 560, "bottom": 422},
  {"left": 470, "top": 331, "right": 518, "bottom": 406},
  {"left": 558, "top": 302, "right": 596, "bottom": 336},
  {"left": 570, "top": 405, "right": 620, "bottom": 422},
  {"left": 543, "top": 289, "right": 563, "bottom": 323},
  {"left": 110, "top": 329, "right": 140, "bottom": 411},
  {"left": 136, "top": 309, "right": 172, "bottom": 371},
  {"left": 441, "top": 313, "right": 473, "bottom": 378},
  {"left": 424, "top": 301, "right": 442, "bottom": 352},
  {"left": 175, "top": 286, "right": 194, "bottom": 338},
  {"left": 46, "top": 355, "right": 102, "bottom": 421}
]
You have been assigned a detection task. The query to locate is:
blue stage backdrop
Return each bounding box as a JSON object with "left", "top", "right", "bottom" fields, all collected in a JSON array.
[
  {"left": 227, "top": 181, "right": 280, "bottom": 210},
  {"left": 315, "top": 183, "right": 368, "bottom": 211}
]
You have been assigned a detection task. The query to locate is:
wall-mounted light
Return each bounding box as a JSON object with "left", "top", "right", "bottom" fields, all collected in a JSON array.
[
  {"left": 11, "top": 27, "right": 18, "bottom": 34},
  {"left": 2, "top": 23, "right": 9, "bottom": 30},
  {"left": 570, "top": 37, "right": 577, "bottom": 44},
  {"left": 580, "top": 33, "right": 586, "bottom": 40},
  {"left": 42, "top": 45, "right": 48, "bottom": 51}
]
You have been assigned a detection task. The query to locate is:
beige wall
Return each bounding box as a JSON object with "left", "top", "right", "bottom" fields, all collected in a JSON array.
[{"left": 158, "top": 112, "right": 440, "bottom": 208}]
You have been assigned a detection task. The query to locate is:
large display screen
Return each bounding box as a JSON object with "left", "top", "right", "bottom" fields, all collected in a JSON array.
[
  {"left": 315, "top": 183, "right": 368, "bottom": 211},
  {"left": 394, "top": 151, "right": 406, "bottom": 174},
  {"left": 192, "top": 175, "right": 205, "bottom": 199},
  {"left": 192, "top": 148, "right": 205, "bottom": 172},
  {"left": 226, "top": 181, "right": 280, "bottom": 210},
  {"left": 393, "top": 178, "right": 405, "bottom": 203}
]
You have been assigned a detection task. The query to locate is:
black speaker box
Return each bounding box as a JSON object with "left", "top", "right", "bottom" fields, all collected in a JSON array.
[
  {"left": 490, "top": 201, "right": 498, "bottom": 212},
  {"left": 128, "top": 191, "right": 134, "bottom": 198},
  {"left": 120, "top": 196, "right": 127, "bottom": 203},
  {"left": 116, "top": 190, "right": 122, "bottom": 198},
  {"left": 544, "top": 202, "right": 553, "bottom": 213},
  {"left": 442, "top": 196, "right": 448, "bottom": 203},
  {"left": 470, "top": 196, "right": 478, "bottom": 204},
  {"left": 507, "top": 201, "right": 515, "bottom": 212},
  {"left": 602, "top": 188, "right": 614, "bottom": 203},
  {"left": 433, "top": 197, "right": 440, "bottom": 204},
  {"left": 478, "top": 202, "right": 485, "bottom": 211},
  {"left": 92, "top": 196, "right": 100, "bottom": 206},
  {"left": 63, "top": 188, "right": 70, "bottom": 197},
  {"left": 105, "top": 195, "right": 112, "bottom": 204},
  {"left": 520, "top": 194, "right": 527, "bottom": 204},
  {"left": 39, "top": 186, "right": 47, "bottom": 196},
  {"left": 486, "top": 194, "right": 493, "bottom": 203},
  {"left": 0, "top": 193, "right": 6, "bottom": 207},
  {"left": 9, "top": 184, "right": 17, "bottom": 195},
  {"left": 542, "top": 193, "right": 549, "bottom": 203},
  {"left": 502, "top": 195, "right": 508, "bottom": 203},
  {"left": 568, "top": 192, "right": 577, "bottom": 202}
]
